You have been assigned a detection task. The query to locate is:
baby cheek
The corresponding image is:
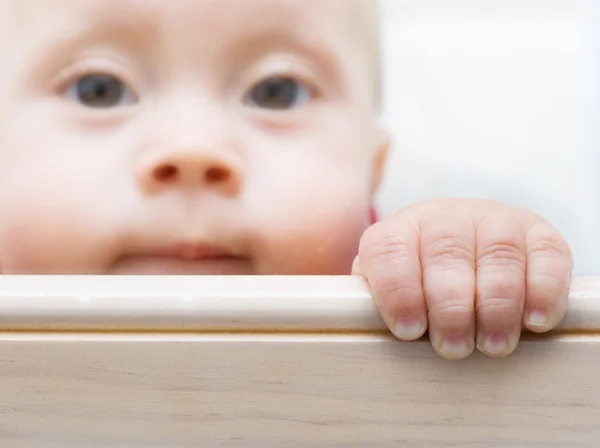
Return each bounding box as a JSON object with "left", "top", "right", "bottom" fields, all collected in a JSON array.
[
  {"left": 0, "top": 183, "right": 119, "bottom": 273},
  {"left": 252, "top": 185, "right": 370, "bottom": 275}
]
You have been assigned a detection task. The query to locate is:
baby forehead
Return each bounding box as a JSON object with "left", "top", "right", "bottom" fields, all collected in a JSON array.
[
  {"left": 4, "top": 0, "right": 362, "bottom": 30},
  {"left": 0, "top": 0, "right": 378, "bottom": 104}
]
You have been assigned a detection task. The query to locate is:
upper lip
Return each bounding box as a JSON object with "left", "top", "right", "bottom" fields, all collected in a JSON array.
[{"left": 144, "top": 242, "right": 242, "bottom": 261}]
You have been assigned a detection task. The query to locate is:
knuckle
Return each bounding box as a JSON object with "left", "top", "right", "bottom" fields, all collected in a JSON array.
[
  {"left": 361, "top": 222, "right": 415, "bottom": 260},
  {"left": 476, "top": 296, "right": 523, "bottom": 318},
  {"left": 477, "top": 242, "right": 525, "bottom": 271},
  {"left": 529, "top": 236, "right": 567, "bottom": 260},
  {"left": 527, "top": 223, "right": 573, "bottom": 264},
  {"left": 428, "top": 297, "right": 473, "bottom": 323},
  {"left": 364, "top": 235, "right": 415, "bottom": 269},
  {"left": 375, "top": 233, "right": 414, "bottom": 256},
  {"left": 372, "top": 273, "right": 423, "bottom": 302},
  {"left": 525, "top": 224, "right": 573, "bottom": 300},
  {"left": 424, "top": 276, "right": 472, "bottom": 307},
  {"left": 426, "top": 236, "right": 472, "bottom": 267}
]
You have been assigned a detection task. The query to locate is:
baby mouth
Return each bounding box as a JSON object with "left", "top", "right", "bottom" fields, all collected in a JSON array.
[
  {"left": 151, "top": 243, "right": 239, "bottom": 261},
  {"left": 111, "top": 243, "right": 254, "bottom": 275}
]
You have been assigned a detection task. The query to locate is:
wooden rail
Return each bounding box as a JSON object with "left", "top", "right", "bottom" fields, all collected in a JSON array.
[{"left": 1, "top": 275, "right": 599, "bottom": 447}]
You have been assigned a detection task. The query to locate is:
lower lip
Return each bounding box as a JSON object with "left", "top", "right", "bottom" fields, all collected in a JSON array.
[{"left": 109, "top": 256, "right": 254, "bottom": 275}]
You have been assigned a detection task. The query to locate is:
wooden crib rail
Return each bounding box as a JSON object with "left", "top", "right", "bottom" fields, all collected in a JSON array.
[
  {"left": 1, "top": 275, "right": 599, "bottom": 332},
  {"left": 1, "top": 275, "right": 600, "bottom": 447}
]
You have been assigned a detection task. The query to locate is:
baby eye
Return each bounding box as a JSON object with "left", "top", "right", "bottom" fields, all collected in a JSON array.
[
  {"left": 245, "top": 76, "right": 312, "bottom": 110},
  {"left": 66, "top": 74, "right": 137, "bottom": 108}
]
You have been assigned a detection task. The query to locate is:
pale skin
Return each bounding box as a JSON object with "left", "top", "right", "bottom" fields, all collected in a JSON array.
[{"left": 0, "top": 0, "right": 572, "bottom": 360}]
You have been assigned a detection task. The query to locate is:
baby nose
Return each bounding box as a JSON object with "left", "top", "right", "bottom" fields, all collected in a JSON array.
[{"left": 136, "top": 149, "right": 244, "bottom": 195}]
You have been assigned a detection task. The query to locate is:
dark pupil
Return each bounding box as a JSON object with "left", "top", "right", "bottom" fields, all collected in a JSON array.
[
  {"left": 251, "top": 77, "right": 298, "bottom": 109},
  {"left": 77, "top": 75, "right": 124, "bottom": 108}
]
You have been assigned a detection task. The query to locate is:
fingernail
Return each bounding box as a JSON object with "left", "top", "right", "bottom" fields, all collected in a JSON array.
[
  {"left": 527, "top": 309, "right": 549, "bottom": 327},
  {"left": 394, "top": 318, "right": 425, "bottom": 341},
  {"left": 440, "top": 337, "right": 471, "bottom": 359},
  {"left": 480, "top": 332, "right": 508, "bottom": 356}
]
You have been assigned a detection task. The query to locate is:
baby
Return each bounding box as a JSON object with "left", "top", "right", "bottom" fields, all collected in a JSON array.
[{"left": 0, "top": 0, "right": 572, "bottom": 360}]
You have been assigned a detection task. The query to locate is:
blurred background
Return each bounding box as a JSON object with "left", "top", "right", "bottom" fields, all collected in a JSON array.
[{"left": 377, "top": 0, "right": 600, "bottom": 275}]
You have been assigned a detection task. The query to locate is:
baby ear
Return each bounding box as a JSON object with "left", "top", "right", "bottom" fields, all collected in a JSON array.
[{"left": 369, "top": 126, "right": 390, "bottom": 195}]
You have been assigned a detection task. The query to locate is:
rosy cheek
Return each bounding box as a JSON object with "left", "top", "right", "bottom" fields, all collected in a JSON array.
[
  {"left": 0, "top": 181, "right": 118, "bottom": 273},
  {"left": 0, "top": 206, "right": 72, "bottom": 272},
  {"left": 0, "top": 223, "right": 34, "bottom": 272},
  {"left": 252, "top": 196, "right": 369, "bottom": 275}
]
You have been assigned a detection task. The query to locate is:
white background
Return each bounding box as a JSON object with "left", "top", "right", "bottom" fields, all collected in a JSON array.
[{"left": 377, "top": 0, "right": 600, "bottom": 275}]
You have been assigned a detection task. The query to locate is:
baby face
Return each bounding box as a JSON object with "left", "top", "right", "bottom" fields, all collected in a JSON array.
[{"left": 0, "top": 0, "right": 388, "bottom": 274}]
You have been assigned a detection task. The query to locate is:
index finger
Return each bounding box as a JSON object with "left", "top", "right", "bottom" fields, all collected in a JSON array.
[{"left": 357, "top": 216, "right": 427, "bottom": 342}]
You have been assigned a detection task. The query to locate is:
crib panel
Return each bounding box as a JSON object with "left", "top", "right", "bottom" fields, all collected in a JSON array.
[{"left": 0, "top": 276, "right": 599, "bottom": 447}]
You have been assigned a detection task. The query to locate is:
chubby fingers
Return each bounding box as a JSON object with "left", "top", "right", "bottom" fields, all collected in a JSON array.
[
  {"left": 419, "top": 211, "right": 476, "bottom": 359},
  {"left": 358, "top": 205, "right": 478, "bottom": 360},
  {"left": 475, "top": 213, "right": 572, "bottom": 356},
  {"left": 474, "top": 214, "right": 528, "bottom": 357},
  {"left": 358, "top": 200, "right": 573, "bottom": 360},
  {"left": 357, "top": 215, "right": 428, "bottom": 342},
  {"left": 523, "top": 220, "right": 572, "bottom": 332}
]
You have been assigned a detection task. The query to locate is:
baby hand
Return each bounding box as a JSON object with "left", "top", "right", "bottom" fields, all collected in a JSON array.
[{"left": 355, "top": 199, "right": 573, "bottom": 360}]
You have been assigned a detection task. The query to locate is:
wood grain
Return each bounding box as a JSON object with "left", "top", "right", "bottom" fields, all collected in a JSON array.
[{"left": 0, "top": 276, "right": 599, "bottom": 447}]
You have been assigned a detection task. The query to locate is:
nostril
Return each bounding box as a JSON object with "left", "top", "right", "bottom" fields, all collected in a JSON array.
[
  {"left": 153, "top": 164, "right": 179, "bottom": 183},
  {"left": 205, "top": 166, "right": 230, "bottom": 184},
  {"left": 148, "top": 162, "right": 235, "bottom": 188}
]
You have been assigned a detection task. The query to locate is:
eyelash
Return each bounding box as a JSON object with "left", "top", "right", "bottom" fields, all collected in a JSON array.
[
  {"left": 241, "top": 63, "right": 322, "bottom": 100},
  {"left": 55, "top": 61, "right": 138, "bottom": 101},
  {"left": 53, "top": 60, "right": 322, "bottom": 109}
]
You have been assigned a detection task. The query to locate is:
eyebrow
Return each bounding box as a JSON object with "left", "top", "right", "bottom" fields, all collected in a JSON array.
[
  {"left": 221, "top": 23, "right": 349, "bottom": 94},
  {"left": 18, "top": 1, "right": 159, "bottom": 88},
  {"left": 24, "top": 0, "right": 159, "bottom": 54},
  {"left": 19, "top": 0, "right": 352, "bottom": 101},
  {"left": 231, "top": 27, "right": 340, "bottom": 65}
]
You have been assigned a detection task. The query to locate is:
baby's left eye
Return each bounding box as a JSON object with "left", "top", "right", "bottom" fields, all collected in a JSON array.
[
  {"left": 65, "top": 74, "right": 137, "bottom": 108},
  {"left": 245, "top": 77, "right": 312, "bottom": 110}
]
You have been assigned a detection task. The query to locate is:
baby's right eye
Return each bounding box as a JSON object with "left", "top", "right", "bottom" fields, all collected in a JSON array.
[{"left": 65, "top": 74, "right": 137, "bottom": 108}]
